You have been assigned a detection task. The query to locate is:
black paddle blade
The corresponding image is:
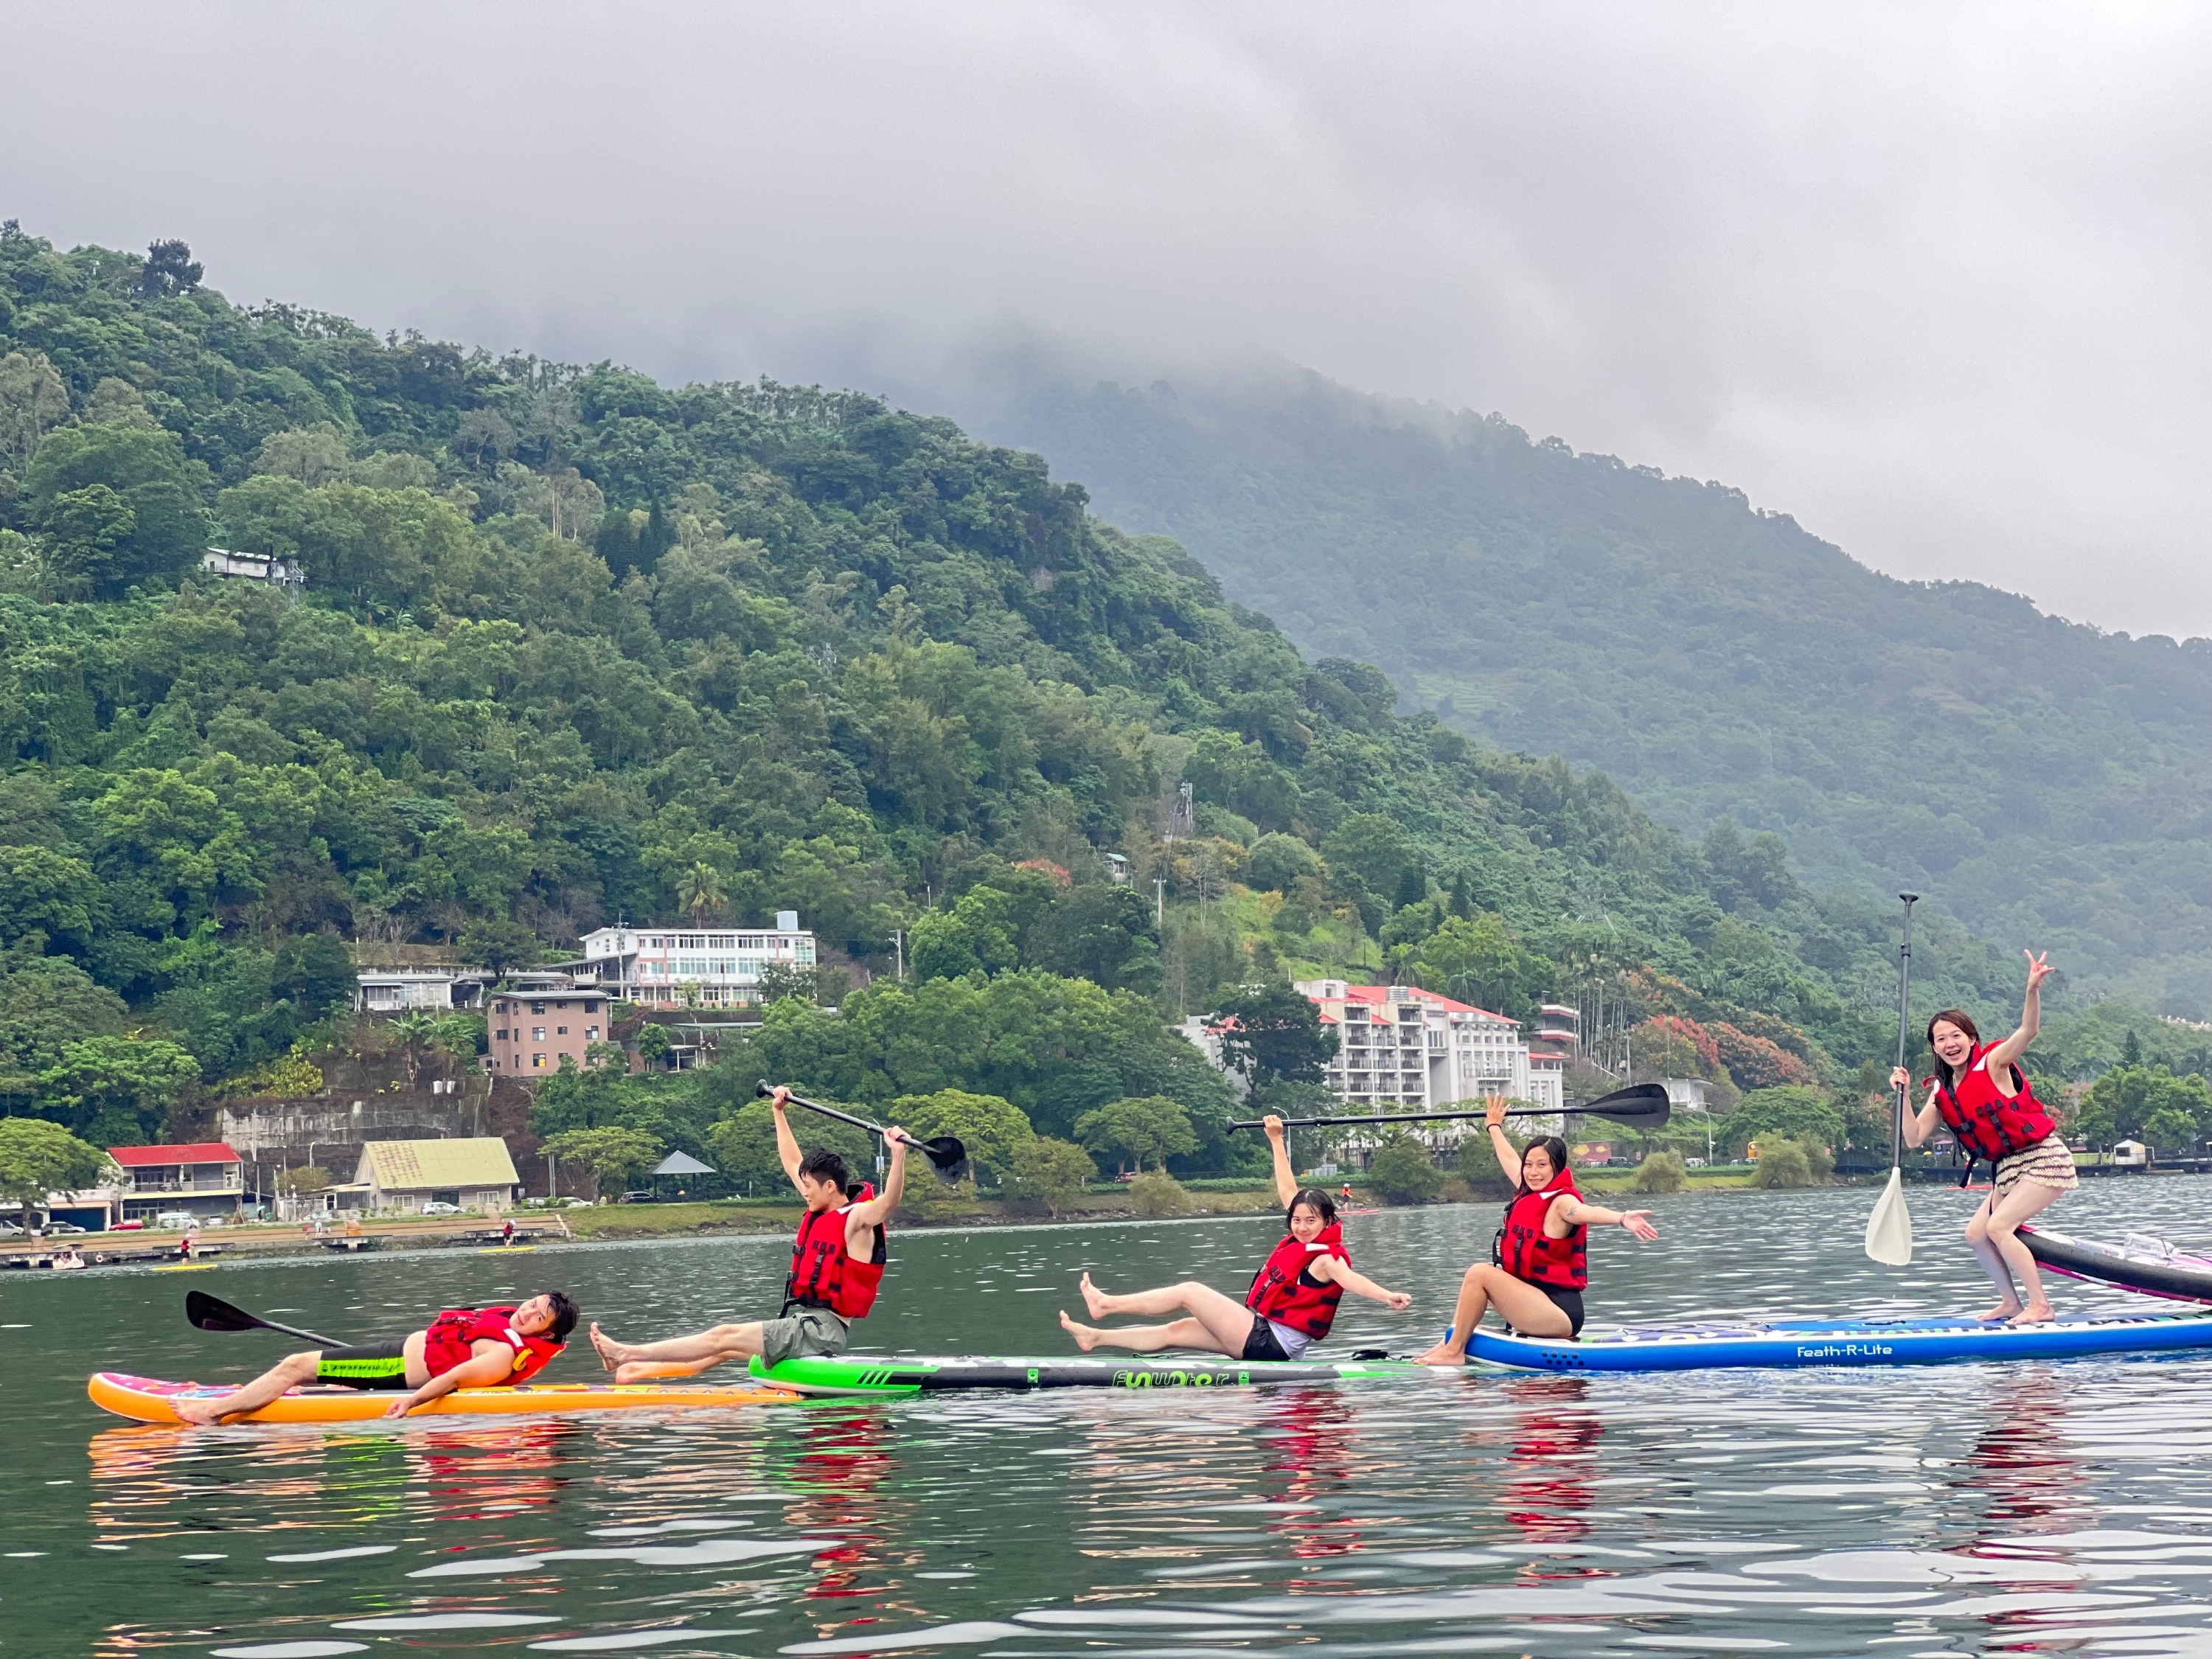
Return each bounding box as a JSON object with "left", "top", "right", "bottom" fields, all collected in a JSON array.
[
  {"left": 917, "top": 1136, "right": 968, "bottom": 1183},
  {"left": 185, "top": 1290, "right": 258, "bottom": 1332},
  {"left": 185, "top": 1289, "right": 346, "bottom": 1349},
  {"left": 1567, "top": 1082, "right": 1672, "bottom": 1128}
]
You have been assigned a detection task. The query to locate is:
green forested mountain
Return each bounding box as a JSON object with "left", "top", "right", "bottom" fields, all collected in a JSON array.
[
  {"left": 926, "top": 355, "right": 2212, "bottom": 1012},
  {"left": 0, "top": 225, "right": 2030, "bottom": 1155}
]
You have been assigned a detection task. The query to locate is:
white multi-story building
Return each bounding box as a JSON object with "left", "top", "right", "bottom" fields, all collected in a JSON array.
[
  {"left": 567, "top": 912, "right": 817, "bottom": 1007},
  {"left": 1293, "top": 980, "right": 1564, "bottom": 1115}
]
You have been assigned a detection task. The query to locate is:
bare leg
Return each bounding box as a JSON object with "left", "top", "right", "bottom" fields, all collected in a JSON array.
[
  {"left": 1987, "top": 1182, "right": 2065, "bottom": 1324},
  {"left": 1062, "top": 1278, "right": 1257, "bottom": 1354},
  {"left": 172, "top": 1351, "right": 321, "bottom": 1425},
  {"left": 1417, "top": 1266, "right": 1573, "bottom": 1366},
  {"left": 590, "top": 1321, "right": 766, "bottom": 1383},
  {"left": 1964, "top": 1196, "right": 2025, "bottom": 1320},
  {"left": 1060, "top": 1311, "right": 1229, "bottom": 1354}
]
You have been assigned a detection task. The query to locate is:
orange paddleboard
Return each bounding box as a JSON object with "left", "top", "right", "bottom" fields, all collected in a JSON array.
[{"left": 88, "top": 1371, "right": 799, "bottom": 1425}]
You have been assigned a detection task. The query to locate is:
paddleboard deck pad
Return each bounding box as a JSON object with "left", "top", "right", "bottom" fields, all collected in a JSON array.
[
  {"left": 88, "top": 1371, "right": 798, "bottom": 1425},
  {"left": 2021, "top": 1223, "right": 2212, "bottom": 1304},
  {"left": 1473, "top": 1309, "right": 2212, "bottom": 1372},
  {"left": 753, "top": 1353, "right": 1422, "bottom": 1394}
]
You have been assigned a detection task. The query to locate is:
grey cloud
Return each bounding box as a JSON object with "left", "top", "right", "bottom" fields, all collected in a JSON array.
[{"left": 4, "top": 2, "right": 2206, "bottom": 630}]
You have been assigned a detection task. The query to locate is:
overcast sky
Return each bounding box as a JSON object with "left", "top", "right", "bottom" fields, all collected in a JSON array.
[{"left": 7, "top": 3, "right": 2208, "bottom": 636}]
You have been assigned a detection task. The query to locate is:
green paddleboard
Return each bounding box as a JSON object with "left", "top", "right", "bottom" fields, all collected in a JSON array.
[{"left": 750, "top": 1352, "right": 1428, "bottom": 1394}]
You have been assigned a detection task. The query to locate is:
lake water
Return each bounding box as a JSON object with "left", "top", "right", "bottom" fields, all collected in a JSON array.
[{"left": 11, "top": 1179, "right": 2212, "bottom": 1657}]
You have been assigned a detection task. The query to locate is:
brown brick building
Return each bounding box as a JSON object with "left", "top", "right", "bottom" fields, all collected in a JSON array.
[{"left": 484, "top": 979, "right": 614, "bottom": 1079}]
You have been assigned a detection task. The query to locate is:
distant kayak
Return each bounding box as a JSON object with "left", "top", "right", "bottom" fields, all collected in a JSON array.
[
  {"left": 1473, "top": 1309, "right": 2212, "bottom": 1372},
  {"left": 88, "top": 1371, "right": 799, "bottom": 1425},
  {"left": 753, "top": 1352, "right": 1422, "bottom": 1394},
  {"left": 2022, "top": 1222, "right": 2212, "bottom": 1304}
]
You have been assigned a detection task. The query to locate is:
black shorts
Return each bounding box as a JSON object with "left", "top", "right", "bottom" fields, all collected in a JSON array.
[
  {"left": 312, "top": 1340, "right": 412, "bottom": 1391},
  {"left": 1503, "top": 1284, "right": 1585, "bottom": 1340},
  {"left": 1241, "top": 1314, "right": 1291, "bottom": 1363}
]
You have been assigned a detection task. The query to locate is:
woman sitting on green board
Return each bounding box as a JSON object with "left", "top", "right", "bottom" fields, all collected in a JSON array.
[
  {"left": 1059, "top": 1115, "right": 1413, "bottom": 1361},
  {"left": 1416, "top": 1098, "right": 1658, "bottom": 1364},
  {"left": 1891, "top": 950, "right": 2074, "bottom": 1325}
]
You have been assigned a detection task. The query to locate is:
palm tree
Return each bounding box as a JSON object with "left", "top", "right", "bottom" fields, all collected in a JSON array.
[{"left": 678, "top": 863, "right": 727, "bottom": 925}]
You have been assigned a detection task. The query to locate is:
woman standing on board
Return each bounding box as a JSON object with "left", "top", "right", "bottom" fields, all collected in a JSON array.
[
  {"left": 1892, "top": 950, "right": 2073, "bottom": 1325},
  {"left": 1059, "top": 1116, "right": 1413, "bottom": 1360},
  {"left": 1416, "top": 1098, "right": 1658, "bottom": 1364}
]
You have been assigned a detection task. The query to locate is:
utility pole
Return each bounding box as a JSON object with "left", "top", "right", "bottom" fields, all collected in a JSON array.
[
  {"left": 1155, "top": 878, "right": 1165, "bottom": 931},
  {"left": 891, "top": 930, "right": 905, "bottom": 982}
]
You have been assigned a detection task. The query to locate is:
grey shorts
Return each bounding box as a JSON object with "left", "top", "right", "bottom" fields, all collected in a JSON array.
[{"left": 759, "top": 1307, "right": 850, "bottom": 1368}]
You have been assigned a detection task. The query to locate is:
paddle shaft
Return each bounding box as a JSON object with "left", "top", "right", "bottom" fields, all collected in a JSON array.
[
  {"left": 186, "top": 1290, "right": 346, "bottom": 1349},
  {"left": 1892, "top": 894, "right": 1918, "bottom": 1167},
  {"left": 754, "top": 1081, "right": 966, "bottom": 1176},
  {"left": 1230, "top": 1095, "right": 1668, "bottom": 1133}
]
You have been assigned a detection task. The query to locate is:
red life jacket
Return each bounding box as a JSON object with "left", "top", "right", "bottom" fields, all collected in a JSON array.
[
  {"left": 1244, "top": 1221, "right": 1349, "bottom": 1338},
  {"left": 785, "top": 1186, "right": 886, "bottom": 1320},
  {"left": 1932, "top": 1043, "right": 2056, "bottom": 1166},
  {"left": 422, "top": 1306, "right": 564, "bottom": 1384},
  {"left": 1495, "top": 1172, "right": 1587, "bottom": 1290}
]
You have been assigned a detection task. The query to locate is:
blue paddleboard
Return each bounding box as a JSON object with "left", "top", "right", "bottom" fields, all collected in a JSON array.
[{"left": 1474, "top": 1309, "right": 2212, "bottom": 1372}]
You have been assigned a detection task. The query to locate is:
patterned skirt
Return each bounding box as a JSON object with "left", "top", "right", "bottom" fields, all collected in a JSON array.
[{"left": 1993, "top": 1134, "right": 2080, "bottom": 1197}]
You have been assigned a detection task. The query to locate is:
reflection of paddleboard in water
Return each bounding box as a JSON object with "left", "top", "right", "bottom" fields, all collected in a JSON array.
[
  {"left": 1470, "top": 1309, "right": 2212, "bottom": 1372},
  {"left": 87, "top": 1372, "right": 800, "bottom": 1424},
  {"left": 2022, "top": 1223, "right": 2212, "bottom": 1304}
]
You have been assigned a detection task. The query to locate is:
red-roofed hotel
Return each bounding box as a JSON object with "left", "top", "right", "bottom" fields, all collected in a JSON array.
[
  {"left": 1293, "top": 980, "right": 1565, "bottom": 1114},
  {"left": 107, "top": 1142, "right": 246, "bottom": 1223}
]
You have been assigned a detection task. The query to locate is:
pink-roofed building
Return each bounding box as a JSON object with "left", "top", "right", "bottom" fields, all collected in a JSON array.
[
  {"left": 108, "top": 1142, "right": 247, "bottom": 1222},
  {"left": 1293, "top": 980, "right": 1563, "bottom": 1115}
]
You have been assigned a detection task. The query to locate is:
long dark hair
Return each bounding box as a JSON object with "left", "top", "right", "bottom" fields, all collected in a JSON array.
[
  {"left": 1926, "top": 1008, "right": 1982, "bottom": 1093},
  {"left": 1518, "top": 1135, "right": 1572, "bottom": 1194},
  {"left": 1287, "top": 1186, "right": 1337, "bottom": 1229}
]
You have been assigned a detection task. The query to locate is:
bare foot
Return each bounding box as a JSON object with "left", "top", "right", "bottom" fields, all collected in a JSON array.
[
  {"left": 2008, "top": 1301, "right": 2056, "bottom": 1326},
  {"left": 1413, "top": 1343, "right": 1469, "bottom": 1367},
  {"left": 170, "top": 1397, "right": 231, "bottom": 1426},
  {"left": 588, "top": 1322, "right": 630, "bottom": 1374},
  {"left": 1059, "top": 1310, "right": 1102, "bottom": 1352},
  {"left": 1975, "top": 1301, "right": 2023, "bottom": 1323},
  {"left": 1078, "top": 1272, "right": 1113, "bottom": 1320}
]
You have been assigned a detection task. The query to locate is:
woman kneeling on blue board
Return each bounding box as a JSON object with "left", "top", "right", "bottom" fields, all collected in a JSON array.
[
  {"left": 1416, "top": 1099, "right": 1658, "bottom": 1365},
  {"left": 1891, "top": 950, "right": 2076, "bottom": 1325},
  {"left": 1059, "top": 1115, "right": 1412, "bottom": 1360}
]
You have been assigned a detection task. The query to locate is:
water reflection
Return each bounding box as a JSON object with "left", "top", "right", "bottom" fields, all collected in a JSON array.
[{"left": 19, "top": 1185, "right": 2212, "bottom": 1653}]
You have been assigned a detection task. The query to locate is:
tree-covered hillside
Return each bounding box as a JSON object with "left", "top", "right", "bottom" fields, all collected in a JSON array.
[
  {"left": 930, "top": 355, "right": 2212, "bottom": 1012},
  {"left": 0, "top": 224, "right": 2024, "bottom": 1154}
]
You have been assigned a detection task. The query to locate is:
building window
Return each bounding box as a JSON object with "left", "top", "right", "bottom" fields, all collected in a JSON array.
[
  {"left": 532, "top": 1054, "right": 545, "bottom": 1068},
  {"left": 532, "top": 1001, "right": 547, "bottom": 1014},
  {"left": 532, "top": 1026, "right": 546, "bottom": 1041},
  {"left": 585, "top": 1026, "right": 599, "bottom": 1040},
  {"left": 557, "top": 1026, "right": 568, "bottom": 1036}
]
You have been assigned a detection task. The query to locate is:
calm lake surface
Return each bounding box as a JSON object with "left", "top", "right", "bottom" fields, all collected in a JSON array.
[{"left": 11, "top": 1179, "right": 2212, "bottom": 1658}]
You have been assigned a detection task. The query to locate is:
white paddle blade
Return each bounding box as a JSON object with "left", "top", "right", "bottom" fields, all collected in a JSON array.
[{"left": 1864, "top": 1167, "right": 1914, "bottom": 1266}]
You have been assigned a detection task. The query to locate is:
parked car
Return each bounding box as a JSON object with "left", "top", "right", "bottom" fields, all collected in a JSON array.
[
  {"left": 153, "top": 1211, "right": 195, "bottom": 1230},
  {"left": 0, "top": 1220, "right": 22, "bottom": 1237},
  {"left": 616, "top": 1191, "right": 655, "bottom": 1204},
  {"left": 41, "top": 1220, "right": 87, "bottom": 1235},
  {"left": 114, "top": 1218, "right": 145, "bottom": 1231},
  {"left": 419, "top": 1201, "right": 462, "bottom": 1217}
]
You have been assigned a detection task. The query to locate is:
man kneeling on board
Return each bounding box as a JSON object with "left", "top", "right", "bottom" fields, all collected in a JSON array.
[
  {"left": 171, "top": 1293, "right": 580, "bottom": 1424},
  {"left": 588, "top": 1084, "right": 911, "bottom": 1382}
]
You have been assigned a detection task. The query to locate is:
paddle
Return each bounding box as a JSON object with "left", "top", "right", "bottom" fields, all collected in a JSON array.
[
  {"left": 184, "top": 1290, "right": 347, "bottom": 1349},
  {"left": 1229, "top": 1082, "right": 1672, "bottom": 1133},
  {"left": 1864, "top": 894, "right": 1919, "bottom": 1267},
  {"left": 755, "top": 1081, "right": 969, "bottom": 1183}
]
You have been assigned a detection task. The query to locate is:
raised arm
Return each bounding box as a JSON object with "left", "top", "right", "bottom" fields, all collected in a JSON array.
[
  {"left": 1983, "top": 950, "right": 2053, "bottom": 1074},
  {"left": 769, "top": 1085, "right": 806, "bottom": 1192},
  {"left": 1483, "top": 1097, "right": 1525, "bottom": 1189},
  {"left": 1264, "top": 1115, "right": 1297, "bottom": 1208},
  {"left": 849, "top": 1130, "right": 908, "bottom": 1227}
]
